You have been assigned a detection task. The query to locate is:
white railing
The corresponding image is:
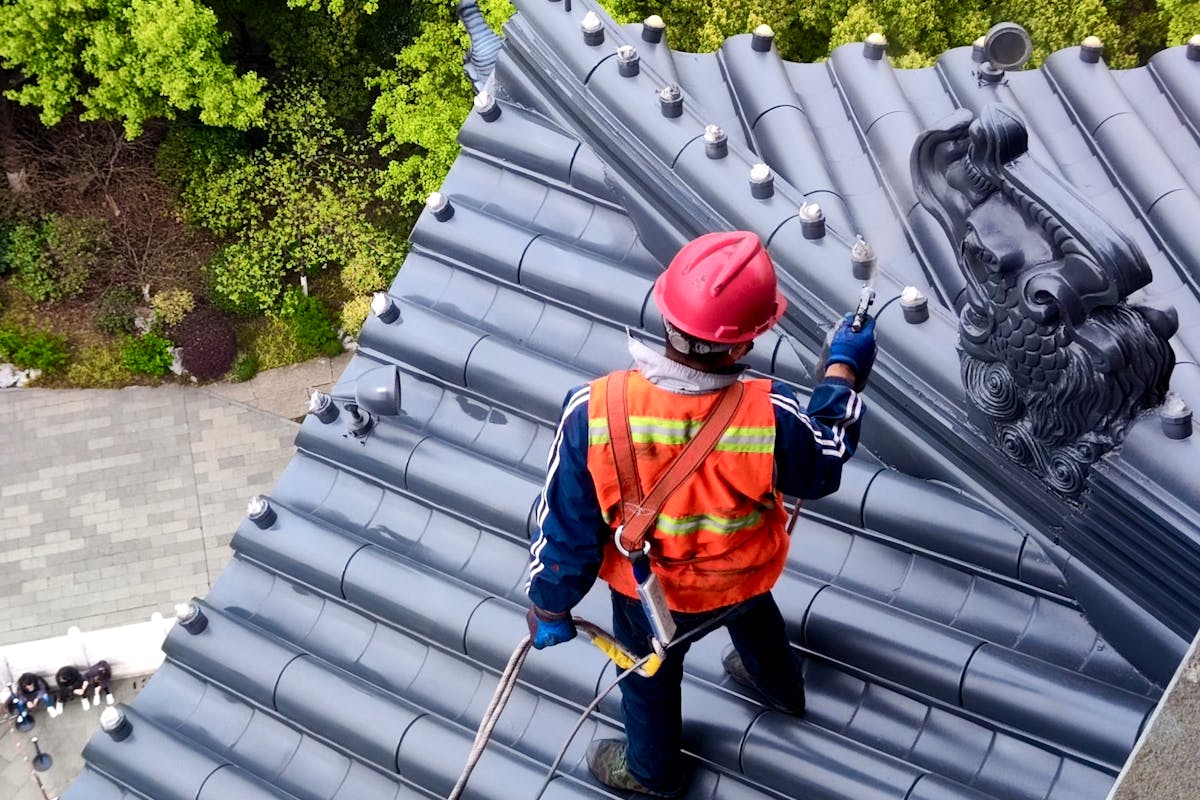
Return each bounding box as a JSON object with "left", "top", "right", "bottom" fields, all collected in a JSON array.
[{"left": 0, "top": 614, "right": 176, "bottom": 686}]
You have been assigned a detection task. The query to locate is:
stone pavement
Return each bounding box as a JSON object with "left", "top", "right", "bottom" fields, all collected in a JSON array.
[
  {"left": 0, "top": 352, "right": 356, "bottom": 798},
  {"left": 0, "top": 386, "right": 298, "bottom": 646},
  {"left": 2, "top": 678, "right": 142, "bottom": 800},
  {"left": 1110, "top": 631, "right": 1200, "bottom": 800},
  {"left": 205, "top": 352, "right": 353, "bottom": 420}
]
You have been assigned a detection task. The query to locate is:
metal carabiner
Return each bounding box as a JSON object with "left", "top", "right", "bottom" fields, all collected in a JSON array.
[{"left": 613, "top": 525, "right": 651, "bottom": 559}]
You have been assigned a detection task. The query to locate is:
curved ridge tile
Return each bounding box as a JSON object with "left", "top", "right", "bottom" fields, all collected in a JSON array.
[
  {"left": 1148, "top": 45, "right": 1200, "bottom": 144},
  {"left": 82, "top": 704, "right": 299, "bottom": 800},
  {"left": 1112, "top": 68, "right": 1200, "bottom": 190},
  {"left": 458, "top": 101, "right": 580, "bottom": 188},
  {"left": 1043, "top": 48, "right": 1200, "bottom": 297},
  {"left": 717, "top": 35, "right": 850, "bottom": 229},
  {"left": 826, "top": 42, "right": 946, "bottom": 303}
]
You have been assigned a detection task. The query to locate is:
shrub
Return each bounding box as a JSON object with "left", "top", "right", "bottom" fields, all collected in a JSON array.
[
  {"left": 229, "top": 351, "right": 259, "bottom": 382},
  {"left": 205, "top": 244, "right": 285, "bottom": 315},
  {"left": 93, "top": 286, "right": 140, "bottom": 335},
  {"left": 120, "top": 333, "right": 175, "bottom": 377},
  {"left": 174, "top": 309, "right": 237, "bottom": 379},
  {"left": 10, "top": 216, "right": 107, "bottom": 303},
  {"left": 0, "top": 222, "right": 15, "bottom": 276},
  {"left": 340, "top": 295, "right": 372, "bottom": 338},
  {"left": 66, "top": 344, "right": 134, "bottom": 388},
  {"left": 250, "top": 317, "right": 313, "bottom": 371},
  {"left": 340, "top": 255, "right": 387, "bottom": 295},
  {"left": 0, "top": 326, "right": 70, "bottom": 373},
  {"left": 150, "top": 288, "right": 195, "bottom": 328},
  {"left": 279, "top": 287, "right": 342, "bottom": 357}
]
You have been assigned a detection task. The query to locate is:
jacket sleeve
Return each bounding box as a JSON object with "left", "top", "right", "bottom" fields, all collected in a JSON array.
[
  {"left": 770, "top": 377, "right": 865, "bottom": 500},
  {"left": 526, "top": 385, "right": 608, "bottom": 614}
]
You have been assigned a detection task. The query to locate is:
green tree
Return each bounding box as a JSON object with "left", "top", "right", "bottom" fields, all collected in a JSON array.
[
  {"left": 602, "top": 0, "right": 1164, "bottom": 66},
  {"left": 0, "top": 0, "right": 265, "bottom": 135},
  {"left": 1159, "top": 0, "right": 1200, "bottom": 49},
  {"left": 160, "top": 81, "right": 403, "bottom": 314},
  {"left": 370, "top": 0, "right": 512, "bottom": 205}
]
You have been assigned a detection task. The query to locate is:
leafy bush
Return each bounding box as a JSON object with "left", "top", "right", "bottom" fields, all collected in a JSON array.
[
  {"left": 250, "top": 317, "right": 315, "bottom": 371},
  {"left": 0, "top": 222, "right": 15, "bottom": 276},
  {"left": 340, "top": 255, "right": 388, "bottom": 295},
  {"left": 205, "top": 243, "right": 289, "bottom": 315},
  {"left": 120, "top": 332, "right": 174, "bottom": 377},
  {"left": 340, "top": 295, "right": 373, "bottom": 338},
  {"left": 174, "top": 309, "right": 237, "bottom": 379},
  {"left": 279, "top": 287, "right": 342, "bottom": 357},
  {"left": 9, "top": 215, "right": 107, "bottom": 303},
  {"left": 161, "top": 83, "right": 405, "bottom": 316},
  {"left": 150, "top": 288, "right": 195, "bottom": 328},
  {"left": 66, "top": 344, "right": 134, "bottom": 388},
  {"left": 229, "top": 351, "right": 259, "bottom": 382},
  {"left": 0, "top": 326, "right": 70, "bottom": 373},
  {"left": 93, "top": 286, "right": 140, "bottom": 335}
]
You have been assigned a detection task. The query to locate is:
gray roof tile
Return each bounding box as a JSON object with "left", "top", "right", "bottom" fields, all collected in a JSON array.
[{"left": 65, "top": 3, "right": 1200, "bottom": 799}]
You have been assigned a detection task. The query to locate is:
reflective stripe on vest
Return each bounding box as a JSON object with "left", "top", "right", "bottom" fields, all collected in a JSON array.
[{"left": 587, "top": 370, "right": 790, "bottom": 613}]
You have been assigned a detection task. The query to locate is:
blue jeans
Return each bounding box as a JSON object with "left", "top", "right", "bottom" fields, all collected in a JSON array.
[{"left": 609, "top": 589, "right": 805, "bottom": 793}]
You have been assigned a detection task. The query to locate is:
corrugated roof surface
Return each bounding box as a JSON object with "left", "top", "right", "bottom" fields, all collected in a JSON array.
[{"left": 65, "top": 3, "right": 1200, "bottom": 799}]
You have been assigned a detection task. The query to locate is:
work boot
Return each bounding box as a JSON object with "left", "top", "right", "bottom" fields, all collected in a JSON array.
[
  {"left": 722, "top": 647, "right": 805, "bottom": 716},
  {"left": 586, "top": 739, "right": 684, "bottom": 798}
]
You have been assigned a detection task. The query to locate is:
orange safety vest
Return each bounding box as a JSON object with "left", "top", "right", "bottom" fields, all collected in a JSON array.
[{"left": 588, "top": 370, "right": 790, "bottom": 613}]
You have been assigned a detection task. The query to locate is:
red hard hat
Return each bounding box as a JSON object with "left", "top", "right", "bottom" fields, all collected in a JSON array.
[{"left": 653, "top": 231, "right": 786, "bottom": 344}]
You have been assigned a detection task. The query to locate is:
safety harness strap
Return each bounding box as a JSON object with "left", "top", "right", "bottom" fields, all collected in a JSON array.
[{"left": 606, "top": 370, "right": 745, "bottom": 556}]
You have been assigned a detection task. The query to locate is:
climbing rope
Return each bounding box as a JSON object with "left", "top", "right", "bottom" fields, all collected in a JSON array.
[
  {"left": 449, "top": 607, "right": 738, "bottom": 800},
  {"left": 447, "top": 634, "right": 534, "bottom": 800}
]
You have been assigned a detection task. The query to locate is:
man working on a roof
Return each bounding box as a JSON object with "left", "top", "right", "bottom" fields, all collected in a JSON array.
[{"left": 525, "top": 230, "right": 874, "bottom": 797}]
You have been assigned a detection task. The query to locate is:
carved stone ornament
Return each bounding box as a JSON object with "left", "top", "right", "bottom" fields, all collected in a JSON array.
[{"left": 912, "top": 104, "right": 1177, "bottom": 497}]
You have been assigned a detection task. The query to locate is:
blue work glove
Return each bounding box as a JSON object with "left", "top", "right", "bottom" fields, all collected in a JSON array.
[
  {"left": 526, "top": 606, "right": 577, "bottom": 650},
  {"left": 826, "top": 313, "right": 877, "bottom": 383}
]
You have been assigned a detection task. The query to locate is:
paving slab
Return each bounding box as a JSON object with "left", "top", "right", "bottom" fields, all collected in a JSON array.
[
  {"left": 1, "top": 678, "right": 143, "bottom": 800},
  {"left": 203, "top": 351, "right": 354, "bottom": 420},
  {"left": 0, "top": 387, "right": 297, "bottom": 645},
  {"left": 1110, "top": 630, "right": 1200, "bottom": 800}
]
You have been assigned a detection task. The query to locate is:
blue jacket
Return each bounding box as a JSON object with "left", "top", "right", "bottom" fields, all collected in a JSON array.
[{"left": 527, "top": 375, "right": 864, "bottom": 614}]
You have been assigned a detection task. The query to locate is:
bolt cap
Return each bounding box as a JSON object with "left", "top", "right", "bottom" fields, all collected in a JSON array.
[
  {"left": 866, "top": 32, "right": 887, "bottom": 46},
  {"left": 1082, "top": 35, "right": 1102, "bottom": 49},
  {"left": 581, "top": 11, "right": 602, "bottom": 33},
  {"left": 246, "top": 495, "right": 268, "bottom": 517},
  {"left": 750, "top": 163, "right": 772, "bottom": 182},
  {"left": 371, "top": 292, "right": 392, "bottom": 316},
  {"left": 644, "top": 14, "right": 664, "bottom": 29},
  {"left": 100, "top": 707, "right": 124, "bottom": 732}
]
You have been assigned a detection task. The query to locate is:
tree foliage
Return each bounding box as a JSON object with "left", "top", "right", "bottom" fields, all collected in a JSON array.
[
  {"left": 0, "top": 0, "right": 1188, "bottom": 389},
  {"left": 370, "top": 0, "right": 512, "bottom": 205},
  {"left": 160, "top": 81, "right": 403, "bottom": 314},
  {"left": 0, "top": 0, "right": 266, "bottom": 135},
  {"left": 604, "top": 0, "right": 1176, "bottom": 67}
]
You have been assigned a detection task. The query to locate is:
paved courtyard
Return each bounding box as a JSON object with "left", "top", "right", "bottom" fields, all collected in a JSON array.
[{"left": 0, "top": 387, "right": 299, "bottom": 646}]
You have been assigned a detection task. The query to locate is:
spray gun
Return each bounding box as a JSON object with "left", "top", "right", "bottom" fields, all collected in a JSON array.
[
  {"left": 849, "top": 235, "right": 877, "bottom": 331},
  {"left": 850, "top": 237, "right": 877, "bottom": 333},
  {"left": 817, "top": 235, "right": 877, "bottom": 391}
]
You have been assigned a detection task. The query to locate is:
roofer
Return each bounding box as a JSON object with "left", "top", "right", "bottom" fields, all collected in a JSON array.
[{"left": 525, "top": 230, "right": 875, "bottom": 796}]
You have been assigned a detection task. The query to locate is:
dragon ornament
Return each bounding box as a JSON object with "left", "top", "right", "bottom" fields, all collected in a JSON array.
[{"left": 912, "top": 104, "right": 1177, "bottom": 497}]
